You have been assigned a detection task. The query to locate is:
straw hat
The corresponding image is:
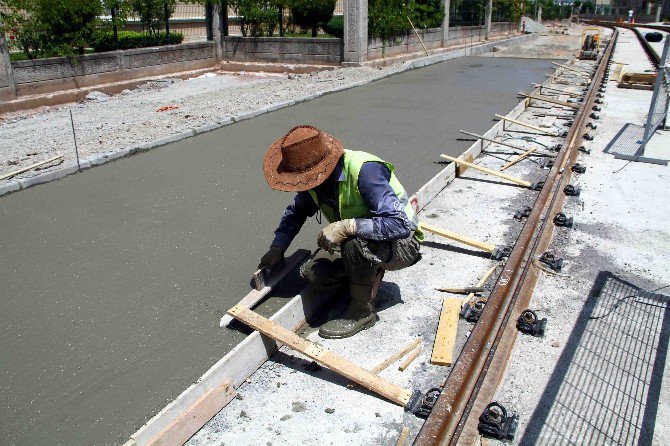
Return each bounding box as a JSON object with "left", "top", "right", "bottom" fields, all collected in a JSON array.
[{"left": 263, "top": 125, "right": 344, "bottom": 192}]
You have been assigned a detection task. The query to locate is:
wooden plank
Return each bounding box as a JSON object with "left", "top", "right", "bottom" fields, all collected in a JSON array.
[
  {"left": 0, "top": 154, "right": 64, "bottom": 181},
  {"left": 456, "top": 153, "right": 474, "bottom": 176},
  {"left": 431, "top": 298, "right": 461, "bottom": 366},
  {"left": 228, "top": 305, "right": 414, "bottom": 407},
  {"left": 461, "top": 264, "right": 498, "bottom": 309},
  {"left": 219, "top": 249, "right": 310, "bottom": 327},
  {"left": 495, "top": 113, "right": 561, "bottom": 136},
  {"left": 421, "top": 222, "right": 496, "bottom": 252},
  {"left": 398, "top": 345, "right": 421, "bottom": 372},
  {"left": 130, "top": 288, "right": 321, "bottom": 446},
  {"left": 516, "top": 93, "right": 580, "bottom": 110},
  {"left": 621, "top": 72, "right": 656, "bottom": 84},
  {"left": 501, "top": 146, "right": 538, "bottom": 171},
  {"left": 371, "top": 338, "right": 421, "bottom": 374},
  {"left": 396, "top": 427, "right": 411, "bottom": 446},
  {"left": 145, "top": 380, "right": 235, "bottom": 446},
  {"left": 551, "top": 61, "right": 591, "bottom": 75},
  {"left": 439, "top": 154, "right": 532, "bottom": 188}
]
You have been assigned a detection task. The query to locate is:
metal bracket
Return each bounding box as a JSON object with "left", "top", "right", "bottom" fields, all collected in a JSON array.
[
  {"left": 590, "top": 112, "right": 600, "bottom": 120},
  {"left": 513, "top": 206, "right": 532, "bottom": 220},
  {"left": 531, "top": 181, "right": 545, "bottom": 191},
  {"left": 491, "top": 245, "right": 512, "bottom": 260},
  {"left": 579, "top": 146, "right": 591, "bottom": 155},
  {"left": 583, "top": 133, "right": 594, "bottom": 141},
  {"left": 592, "top": 105, "right": 601, "bottom": 112},
  {"left": 586, "top": 122, "right": 598, "bottom": 130},
  {"left": 539, "top": 252, "right": 564, "bottom": 271},
  {"left": 563, "top": 121, "right": 574, "bottom": 127},
  {"left": 571, "top": 163, "right": 586, "bottom": 173},
  {"left": 559, "top": 131, "right": 569, "bottom": 137},
  {"left": 551, "top": 144, "right": 562, "bottom": 152},
  {"left": 541, "top": 159, "right": 555, "bottom": 169},
  {"left": 478, "top": 402, "right": 519, "bottom": 441},
  {"left": 564, "top": 184, "right": 581, "bottom": 196},
  {"left": 405, "top": 387, "right": 442, "bottom": 418},
  {"left": 461, "top": 298, "right": 487, "bottom": 322},
  {"left": 553, "top": 212, "right": 574, "bottom": 227},
  {"left": 516, "top": 309, "right": 547, "bottom": 337}
]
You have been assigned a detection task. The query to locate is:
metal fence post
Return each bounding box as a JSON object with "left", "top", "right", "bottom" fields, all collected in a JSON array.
[
  {"left": 640, "top": 36, "right": 670, "bottom": 152},
  {"left": 213, "top": 2, "right": 223, "bottom": 60}
]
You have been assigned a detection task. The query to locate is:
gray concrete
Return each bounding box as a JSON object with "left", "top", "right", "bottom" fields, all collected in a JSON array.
[
  {"left": 4, "top": 42, "right": 217, "bottom": 98},
  {"left": 0, "top": 56, "right": 555, "bottom": 446},
  {"left": 222, "top": 36, "right": 342, "bottom": 64},
  {"left": 344, "top": 0, "right": 368, "bottom": 64}
]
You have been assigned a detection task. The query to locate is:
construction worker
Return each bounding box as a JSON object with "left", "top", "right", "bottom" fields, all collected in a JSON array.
[{"left": 258, "top": 125, "right": 423, "bottom": 339}]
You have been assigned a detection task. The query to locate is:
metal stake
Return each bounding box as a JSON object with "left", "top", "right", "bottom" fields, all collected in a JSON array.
[{"left": 69, "top": 110, "right": 81, "bottom": 170}]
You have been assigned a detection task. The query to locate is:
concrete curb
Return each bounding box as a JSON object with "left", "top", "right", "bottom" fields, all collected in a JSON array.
[{"left": 0, "top": 33, "right": 536, "bottom": 199}]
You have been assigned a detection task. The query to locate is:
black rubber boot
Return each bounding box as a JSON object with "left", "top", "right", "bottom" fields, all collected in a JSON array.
[{"left": 319, "top": 270, "right": 384, "bottom": 339}]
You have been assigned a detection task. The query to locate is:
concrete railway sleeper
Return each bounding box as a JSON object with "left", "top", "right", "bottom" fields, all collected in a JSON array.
[{"left": 414, "top": 28, "right": 617, "bottom": 446}]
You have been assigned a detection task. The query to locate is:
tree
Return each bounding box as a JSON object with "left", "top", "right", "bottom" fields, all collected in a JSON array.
[
  {"left": 130, "top": 0, "right": 176, "bottom": 35},
  {"left": 0, "top": 0, "right": 102, "bottom": 58},
  {"left": 290, "top": 0, "right": 335, "bottom": 37}
]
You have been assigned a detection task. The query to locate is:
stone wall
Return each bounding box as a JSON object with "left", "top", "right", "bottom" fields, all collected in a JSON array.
[
  {"left": 222, "top": 37, "right": 342, "bottom": 64},
  {"left": 367, "top": 28, "right": 443, "bottom": 60},
  {"left": 367, "top": 23, "right": 514, "bottom": 61},
  {"left": 4, "top": 42, "right": 216, "bottom": 99}
]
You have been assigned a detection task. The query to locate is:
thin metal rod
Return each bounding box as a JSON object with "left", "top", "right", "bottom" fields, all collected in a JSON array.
[{"left": 69, "top": 110, "right": 81, "bottom": 170}]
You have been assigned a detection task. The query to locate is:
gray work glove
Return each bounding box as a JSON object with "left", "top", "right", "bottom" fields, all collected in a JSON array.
[
  {"left": 317, "top": 219, "right": 357, "bottom": 254},
  {"left": 258, "top": 245, "right": 285, "bottom": 271}
]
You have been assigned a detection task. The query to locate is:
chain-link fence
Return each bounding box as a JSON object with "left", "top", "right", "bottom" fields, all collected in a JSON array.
[{"left": 641, "top": 37, "right": 670, "bottom": 152}]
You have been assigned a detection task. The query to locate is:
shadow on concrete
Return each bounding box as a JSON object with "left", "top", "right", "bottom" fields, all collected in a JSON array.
[
  {"left": 422, "top": 240, "right": 492, "bottom": 259},
  {"left": 520, "top": 271, "right": 670, "bottom": 446}
]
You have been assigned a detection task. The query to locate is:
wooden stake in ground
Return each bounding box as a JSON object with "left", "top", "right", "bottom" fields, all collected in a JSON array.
[
  {"left": 398, "top": 345, "right": 422, "bottom": 372},
  {"left": 501, "top": 146, "right": 538, "bottom": 171},
  {"left": 495, "top": 113, "right": 561, "bottom": 136},
  {"left": 439, "top": 154, "right": 533, "bottom": 188},
  {"left": 348, "top": 338, "right": 420, "bottom": 388},
  {"left": 396, "top": 427, "right": 411, "bottom": 446},
  {"left": 458, "top": 130, "right": 557, "bottom": 156},
  {"left": 551, "top": 61, "right": 591, "bottom": 76},
  {"left": 220, "top": 249, "right": 311, "bottom": 327},
  {"left": 228, "top": 305, "right": 414, "bottom": 406},
  {"left": 431, "top": 298, "right": 461, "bottom": 366},
  {"left": 421, "top": 222, "right": 497, "bottom": 253},
  {"left": 461, "top": 264, "right": 498, "bottom": 309},
  {"left": 0, "top": 154, "right": 64, "bottom": 181},
  {"left": 407, "top": 15, "right": 429, "bottom": 56},
  {"left": 517, "top": 93, "right": 580, "bottom": 110}
]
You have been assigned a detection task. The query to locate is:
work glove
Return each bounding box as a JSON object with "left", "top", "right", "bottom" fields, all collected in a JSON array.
[
  {"left": 258, "top": 245, "right": 285, "bottom": 272},
  {"left": 317, "top": 219, "right": 357, "bottom": 254}
]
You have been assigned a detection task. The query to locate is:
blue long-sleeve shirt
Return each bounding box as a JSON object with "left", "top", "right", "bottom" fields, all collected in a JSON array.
[{"left": 271, "top": 159, "right": 413, "bottom": 251}]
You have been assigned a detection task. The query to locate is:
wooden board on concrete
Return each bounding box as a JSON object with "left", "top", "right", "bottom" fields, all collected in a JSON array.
[
  {"left": 456, "top": 153, "right": 474, "bottom": 176},
  {"left": 431, "top": 298, "right": 461, "bottom": 366},
  {"left": 129, "top": 288, "right": 322, "bottom": 446},
  {"left": 145, "top": 379, "right": 235, "bottom": 446},
  {"left": 228, "top": 305, "right": 414, "bottom": 407},
  {"left": 220, "top": 249, "right": 310, "bottom": 327}
]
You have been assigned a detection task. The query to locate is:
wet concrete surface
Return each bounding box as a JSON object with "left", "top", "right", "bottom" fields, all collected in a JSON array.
[{"left": 0, "top": 56, "right": 554, "bottom": 446}]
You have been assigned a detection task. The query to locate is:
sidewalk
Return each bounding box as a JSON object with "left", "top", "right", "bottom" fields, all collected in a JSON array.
[{"left": 491, "top": 27, "right": 670, "bottom": 446}]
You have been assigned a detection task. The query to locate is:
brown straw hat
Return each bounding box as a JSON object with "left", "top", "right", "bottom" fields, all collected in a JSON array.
[{"left": 263, "top": 125, "right": 344, "bottom": 192}]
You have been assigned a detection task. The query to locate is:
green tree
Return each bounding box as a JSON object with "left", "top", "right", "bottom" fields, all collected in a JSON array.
[
  {"left": 0, "top": 0, "right": 102, "bottom": 58},
  {"left": 290, "top": 0, "right": 335, "bottom": 37},
  {"left": 130, "top": 0, "right": 177, "bottom": 35},
  {"left": 231, "top": 0, "right": 279, "bottom": 36}
]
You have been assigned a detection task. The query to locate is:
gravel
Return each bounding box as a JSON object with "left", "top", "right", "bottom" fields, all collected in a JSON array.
[{"left": 0, "top": 65, "right": 406, "bottom": 186}]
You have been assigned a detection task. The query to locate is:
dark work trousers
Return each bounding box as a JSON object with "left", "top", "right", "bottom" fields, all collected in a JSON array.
[{"left": 300, "top": 235, "right": 421, "bottom": 295}]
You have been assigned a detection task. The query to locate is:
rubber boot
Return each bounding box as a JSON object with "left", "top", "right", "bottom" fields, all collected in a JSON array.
[{"left": 319, "top": 270, "right": 384, "bottom": 339}]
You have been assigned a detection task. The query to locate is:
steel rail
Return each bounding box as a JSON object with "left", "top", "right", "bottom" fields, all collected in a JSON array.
[{"left": 414, "top": 30, "right": 618, "bottom": 446}]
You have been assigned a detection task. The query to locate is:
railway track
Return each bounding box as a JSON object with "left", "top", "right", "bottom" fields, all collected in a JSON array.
[{"left": 413, "top": 28, "right": 619, "bottom": 446}]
